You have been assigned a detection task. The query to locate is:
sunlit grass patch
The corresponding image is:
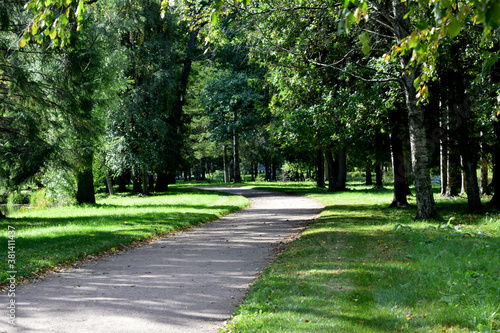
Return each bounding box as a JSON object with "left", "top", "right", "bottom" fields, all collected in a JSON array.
[{"left": 0, "top": 186, "right": 248, "bottom": 286}]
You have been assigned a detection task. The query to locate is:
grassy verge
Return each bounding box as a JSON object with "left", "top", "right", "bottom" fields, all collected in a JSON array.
[
  {"left": 223, "top": 182, "right": 500, "bottom": 332},
  {"left": 0, "top": 186, "right": 248, "bottom": 286}
]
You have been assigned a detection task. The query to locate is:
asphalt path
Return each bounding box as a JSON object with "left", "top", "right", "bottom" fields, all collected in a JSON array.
[{"left": 1, "top": 187, "right": 323, "bottom": 333}]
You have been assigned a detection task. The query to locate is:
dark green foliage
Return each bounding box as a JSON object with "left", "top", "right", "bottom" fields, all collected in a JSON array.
[{"left": 105, "top": 0, "right": 183, "bottom": 178}]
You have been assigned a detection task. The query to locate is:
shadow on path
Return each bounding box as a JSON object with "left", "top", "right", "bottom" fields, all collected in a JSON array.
[{"left": 2, "top": 187, "right": 323, "bottom": 333}]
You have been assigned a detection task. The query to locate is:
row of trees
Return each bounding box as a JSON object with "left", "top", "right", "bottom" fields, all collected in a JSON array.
[
  {"left": 1, "top": 0, "right": 189, "bottom": 218},
  {"left": 2, "top": 0, "right": 500, "bottom": 220},
  {"left": 208, "top": 0, "right": 500, "bottom": 219},
  {"left": 0, "top": 0, "right": 281, "bottom": 218}
]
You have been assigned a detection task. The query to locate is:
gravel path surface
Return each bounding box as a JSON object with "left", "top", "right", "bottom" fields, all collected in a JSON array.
[{"left": 1, "top": 187, "right": 323, "bottom": 333}]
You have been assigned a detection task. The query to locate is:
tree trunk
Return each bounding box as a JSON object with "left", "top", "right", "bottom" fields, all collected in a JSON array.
[
  {"left": 76, "top": 152, "right": 96, "bottom": 204},
  {"left": 446, "top": 142, "right": 461, "bottom": 197},
  {"left": 440, "top": 122, "right": 448, "bottom": 196},
  {"left": 233, "top": 129, "right": 241, "bottom": 184},
  {"left": 365, "top": 163, "right": 373, "bottom": 185},
  {"left": 316, "top": 150, "right": 325, "bottom": 188},
  {"left": 460, "top": 158, "right": 466, "bottom": 195},
  {"left": 375, "top": 164, "right": 384, "bottom": 189},
  {"left": 265, "top": 161, "right": 270, "bottom": 181},
  {"left": 400, "top": 66, "right": 435, "bottom": 218},
  {"left": 404, "top": 149, "right": 413, "bottom": 195},
  {"left": 174, "top": 24, "right": 200, "bottom": 122},
  {"left": 142, "top": 169, "right": 149, "bottom": 196},
  {"left": 325, "top": 150, "right": 336, "bottom": 192},
  {"left": 132, "top": 172, "right": 142, "bottom": 193},
  {"left": 148, "top": 175, "right": 155, "bottom": 191},
  {"left": 155, "top": 171, "right": 169, "bottom": 192},
  {"left": 250, "top": 162, "right": 255, "bottom": 181},
  {"left": 201, "top": 158, "right": 206, "bottom": 180},
  {"left": 335, "top": 146, "right": 347, "bottom": 190},
  {"left": 105, "top": 173, "right": 115, "bottom": 195},
  {"left": 393, "top": 1, "right": 435, "bottom": 219},
  {"left": 480, "top": 152, "right": 491, "bottom": 195},
  {"left": 168, "top": 173, "right": 176, "bottom": 185},
  {"left": 118, "top": 174, "right": 128, "bottom": 192},
  {"left": 446, "top": 52, "right": 481, "bottom": 211},
  {"left": 223, "top": 144, "right": 229, "bottom": 183},
  {"left": 389, "top": 106, "right": 410, "bottom": 207},
  {"left": 489, "top": 120, "right": 500, "bottom": 205}
]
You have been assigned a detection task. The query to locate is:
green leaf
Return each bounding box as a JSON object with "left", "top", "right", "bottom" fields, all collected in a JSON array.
[
  {"left": 485, "top": 0, "right": 500, "bottom": 30},
  {"left": 415, "top": 20, "right": 428, "bottom": 30},
  {"left": 76, "top": 0, "right": 84, "bottom": 16},
  {"left": 413, "top": 76, "right": 421, "bottom": 89},
  {"left": 49, "top": 28, "right": 57, "bottom": 39},
  {"left": 60, "top": 15, "right": 69, "bottom": 27},
  {"left": 22, "top": 31, "right": 31, "bottom": 42},
  {"left": 359, "top": 32, "right": 369, "bottom": 44},
  {"left": 211, "top": 11, "right": 218, "bottom": 25},
  {"left": 361, "top": 43, "right": 371, "bottom": 55},
  {"left": 34, "top": 33, "right": 43, "bottom": 44},
  {"left": 447, "top": 16, "right": 463, "bottom": 38},
  {"left": 408, "top": 32, "right": 419, "bottom": 48},
  {"left": 31, "top": 23, "right": 39, "bottom": 35}
]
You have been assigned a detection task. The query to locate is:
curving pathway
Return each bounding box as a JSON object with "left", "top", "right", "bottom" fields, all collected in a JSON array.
[{"left": 1, "top": 187, "right": 323, "bottom": 333}]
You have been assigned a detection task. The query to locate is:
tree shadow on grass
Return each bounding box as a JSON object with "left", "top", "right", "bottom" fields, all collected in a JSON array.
[{"left": 0, "top": 210, "right": 225, "bottom": 228}]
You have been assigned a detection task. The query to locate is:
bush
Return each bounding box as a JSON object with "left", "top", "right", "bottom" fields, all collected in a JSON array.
[
  {"left": 29, "top": 188, "right": 53, "bottom": 209},
  {"left": 7, "top": 191, "right": 31, "bottom": 205},
  {"left": 0, "top": 188, "right": 8, "bottom": 204},
  {"left": 40, "top": 163, "right": 77, "bottom": 206}
]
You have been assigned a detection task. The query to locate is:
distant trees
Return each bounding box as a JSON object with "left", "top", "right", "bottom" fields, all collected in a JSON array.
[{"left": 201, "top": 69, "right": 267, "bottom": 183}]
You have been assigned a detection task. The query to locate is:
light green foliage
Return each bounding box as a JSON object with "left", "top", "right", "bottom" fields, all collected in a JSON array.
[
  {"left": 21, "top": 0, "right": 86, "bottom": 48},
  {"left": 7, "top": 191, "right": 31, "bottom": 205},
  {"left": 40, "top": 162, "right": 77, "bottom": 206}
]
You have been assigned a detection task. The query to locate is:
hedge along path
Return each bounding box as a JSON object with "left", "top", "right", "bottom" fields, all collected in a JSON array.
[{"left": 1, "top": 187, "right": 323, "bottom": 333}]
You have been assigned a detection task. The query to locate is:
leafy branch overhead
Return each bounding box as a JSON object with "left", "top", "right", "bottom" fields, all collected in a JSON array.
[{"left": 21, "top": 0, "right": 86, "bottom": 48}]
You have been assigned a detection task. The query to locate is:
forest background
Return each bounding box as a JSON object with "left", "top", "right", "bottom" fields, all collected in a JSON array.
[{"left": 2, "top": 0, "right": 500, "bottom": 220}]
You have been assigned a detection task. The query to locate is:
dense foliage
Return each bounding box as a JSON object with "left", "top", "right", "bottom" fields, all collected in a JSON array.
[{"left": 1, "top": 0, "right": 500, "bottom": 220}]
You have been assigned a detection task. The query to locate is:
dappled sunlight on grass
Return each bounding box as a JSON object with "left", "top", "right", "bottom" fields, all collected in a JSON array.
[{"left": 224, "top": 182, "right": 500, "bottom": 333}]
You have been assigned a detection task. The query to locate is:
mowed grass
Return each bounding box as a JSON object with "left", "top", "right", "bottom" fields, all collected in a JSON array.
[
  {"left": 223, "top": 182, "right": 500, "bottom": 332},
  {"left": 0, "top": 186, "right": 248, "bottom": 286}
]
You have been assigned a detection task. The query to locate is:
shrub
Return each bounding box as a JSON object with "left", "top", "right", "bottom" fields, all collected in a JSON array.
[
  {"left": 29, "top": 188, "right": 53, "bottom": 209},
  {"left": 7, "top": 191, "right": 31, "bottom": 205}
]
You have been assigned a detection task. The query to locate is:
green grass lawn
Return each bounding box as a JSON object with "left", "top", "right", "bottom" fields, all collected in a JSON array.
[
  {"left": 0, "top": 186, "right": 248, "bottom": 286},
  {"left": 222, "top": 182, "right": 500, "bottom": 333}
]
